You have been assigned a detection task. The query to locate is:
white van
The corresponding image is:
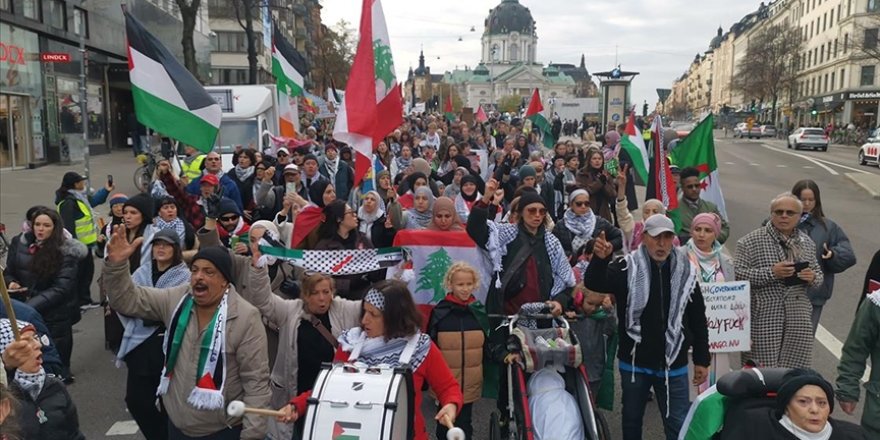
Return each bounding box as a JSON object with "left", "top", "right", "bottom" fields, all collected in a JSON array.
[{"left": 205, "top": 84, "right": 279, "bottom": 161}]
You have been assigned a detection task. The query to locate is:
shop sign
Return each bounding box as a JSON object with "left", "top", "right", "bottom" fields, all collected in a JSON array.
[
  {"left": 846, "top": 91, "right": 880, "bottom": 100},
  {"left": 40, "top": 53, "right": 71, "bottom": 63},
  {"left": 0, "top": 41, "right": 27, "bottom": 65}
]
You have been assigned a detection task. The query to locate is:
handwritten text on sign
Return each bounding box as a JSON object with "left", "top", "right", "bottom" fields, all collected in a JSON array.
[{"left": 702, "top": 281, "right": 751, "bottom": 353}]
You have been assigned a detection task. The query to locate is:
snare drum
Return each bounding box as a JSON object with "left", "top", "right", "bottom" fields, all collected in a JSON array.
[{"left": 301, "top": 363, "right": 414, "bottom": 440}]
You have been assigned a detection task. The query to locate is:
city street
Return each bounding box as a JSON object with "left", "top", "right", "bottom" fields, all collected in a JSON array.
[{"left": 0, "top": 133, "right": 877, "bottom": 438}]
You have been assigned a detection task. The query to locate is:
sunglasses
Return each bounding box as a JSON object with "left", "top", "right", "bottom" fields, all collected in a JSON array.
[
  {"left": 573, "top": 201, "right": 589, "bottom": 207},
  {"left": 772, "top": 209, "right": 799, "bottom": 217},
  {"left": 220, "top": 215, "right": 240, "bottom": 222},
  {"left": 526, "top": 207, "right": 547, "bottom": 216}
]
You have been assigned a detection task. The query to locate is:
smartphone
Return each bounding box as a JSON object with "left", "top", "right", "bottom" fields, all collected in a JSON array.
[
  {"left": 230, "top": 235, "right": 240, "bottom": 248},
  {"left": 784, "top": 261, "right": 810, "bottom": 286},
  {"left": 285, "top": 182, "right": 296, "bottom": 194},
  {"left": 107, "top": 174, "right": 114, "bottom": 186}
]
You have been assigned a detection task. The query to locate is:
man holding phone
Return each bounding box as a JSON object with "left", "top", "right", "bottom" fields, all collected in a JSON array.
[{"left": 735, "top": 192, "right": 823, "bottom": 369}]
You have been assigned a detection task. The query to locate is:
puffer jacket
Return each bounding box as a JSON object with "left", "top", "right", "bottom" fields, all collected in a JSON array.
[
  {"left": 428, "top": 295, "right": 488, "bottom": 404},
  {"left": 797, "top": 216, "right": 856, "bottom": 306},
  {"left": 836, "top": 290, "right": 880, "bottom": 438},
  {"left": 3, "top": 233, "right": 86, "bottom": 328},
  {"left": 13, "top": 375, "right": 85, "bottom": 440}
]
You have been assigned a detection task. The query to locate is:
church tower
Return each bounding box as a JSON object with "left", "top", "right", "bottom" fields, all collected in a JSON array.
[{"left": 480, "top": 0, "right": 538, "bottom": 76}]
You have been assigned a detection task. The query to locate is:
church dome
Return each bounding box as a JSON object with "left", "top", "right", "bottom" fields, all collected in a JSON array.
[{"left": 484, "top": 0, "right": 535, "bottom": 36}]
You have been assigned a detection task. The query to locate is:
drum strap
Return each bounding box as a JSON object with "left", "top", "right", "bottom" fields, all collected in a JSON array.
[
  {"left": 308, "top": 315, "right": 338, "bottom": 348},
  {"left": 398, "top": 334, "right": 420, "bottom": 366}
]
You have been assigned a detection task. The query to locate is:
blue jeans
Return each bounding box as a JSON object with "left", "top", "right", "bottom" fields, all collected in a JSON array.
[{"left": 619, "top": 369, "right": 690, "bottom": 440}]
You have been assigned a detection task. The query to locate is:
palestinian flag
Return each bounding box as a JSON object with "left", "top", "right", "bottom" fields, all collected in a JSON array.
[
  {"left": 444, "top": 94, "right": 455, "bottom": 121},
  {"left": 679, "top": 385, "right": 727, "bottom": 440},
  {"left": 645, "top": 114, "right": 681, "bottom": 232},
  {"left": 333, "top": 0, "right": 403, "bottom": 187},
  {"left": 332, "top": 421, "right": 361, "bottom": 440},
  {"left": 620, "top": 110, "right": 650, "bottom": 185},
  {"left": 272, "top": 26, "right": 307, "bottom": 98},
  {"left": 259, "top": 246, "right": 403, "bottom": 275},
  {"left": 525, "top": 88, "right": 554, "bottom": 148},
  {"left": 671, "top": 114, "right": 728, "bottom": 220},
  {"left": 124, "top": 12, "right": 220, "bottom": 153},
  {"left": 387, "top": 230, "right": 493, "bottom": 318}
]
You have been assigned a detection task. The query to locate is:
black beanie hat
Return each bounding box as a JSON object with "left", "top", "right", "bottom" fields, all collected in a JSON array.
[
  {"left": 303, "top": 153, "right": 319, "bottom": 165},
  {"left": 775, "top": 368, "right": 835, "bottom": 417},
  {"left": 309, "top": 179, "right": 332, "bottom": 208},
  {"left": 124, "top": 193, "right": 155, "bottom": 225},
  {"left": 192, "top": 246, "right": 233, "bottom": 284},
  {"left": 517, "top": 190, "right": 546, "bottom": 214}
]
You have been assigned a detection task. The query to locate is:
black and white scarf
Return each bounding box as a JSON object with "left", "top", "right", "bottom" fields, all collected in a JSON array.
[
  {"left": 154, "top": 217, "right": 187, "bottom": 246},
  {"left": 234, "top": 164, "right": 254, "bottom": 182},
  {"left": 338, "top": 327, "right": 431, "bottom": 369},
  {"left": 563, "top": 207, "right": 596, "bottom": 255}
]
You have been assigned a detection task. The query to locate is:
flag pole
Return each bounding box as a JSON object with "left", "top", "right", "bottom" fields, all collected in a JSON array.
[{"left": 0, "top": 272, "right": 21, "bottom": 341}]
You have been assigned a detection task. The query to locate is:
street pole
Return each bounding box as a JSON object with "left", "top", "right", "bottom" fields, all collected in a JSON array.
[{"left": 79, "top": 22, "right": 91, "bottom": 190}]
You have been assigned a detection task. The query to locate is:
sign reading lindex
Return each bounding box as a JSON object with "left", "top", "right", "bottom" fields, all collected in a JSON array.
[{"left": 40, "top": 52, "right": 71, "bottom": 63}]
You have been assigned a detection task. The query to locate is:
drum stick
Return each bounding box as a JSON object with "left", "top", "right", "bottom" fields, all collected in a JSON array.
[
  {"left": 226, "top": 400, "right": 286, "bottom": 418},
  {"left": 0, "top": 272, "right": 20, "bottom": 340},
  {"left": 441, "top": 414, "right": 466, "bottom": 440}
]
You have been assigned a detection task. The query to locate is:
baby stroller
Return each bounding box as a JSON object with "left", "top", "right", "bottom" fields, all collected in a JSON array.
[{"left": 489, "top": 303, "right": 611, "bottom": 440}]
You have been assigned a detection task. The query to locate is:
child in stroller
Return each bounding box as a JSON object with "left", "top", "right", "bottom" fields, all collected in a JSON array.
[{"left": 489, "top": 302, "right": 611, "bottom": 440}]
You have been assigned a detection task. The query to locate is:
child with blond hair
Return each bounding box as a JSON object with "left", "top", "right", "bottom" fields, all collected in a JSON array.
[{"left": 426, "top": 262, "right": 493, "bottom": 440}]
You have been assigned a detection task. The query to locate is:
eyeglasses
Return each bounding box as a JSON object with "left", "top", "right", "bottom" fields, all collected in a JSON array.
[
  {"left": 526, "top": 207, "right": 547, "bottom": 216},
  {"left": 573, "top": 201, "right": 589, "bottom": 207},
  {"left": 772, "top": 209, "right": 799, "bottom": 217},
  {"left": 345, "top": 210, "right": 357, "bottom": 217},
  {"left": 220, "top": 215, "right": 240, "bottom": 222}
]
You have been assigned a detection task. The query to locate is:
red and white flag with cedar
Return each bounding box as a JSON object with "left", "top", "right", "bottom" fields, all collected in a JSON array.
[{"left": 333, "top": 0, "right": 402, "bottom": 187}]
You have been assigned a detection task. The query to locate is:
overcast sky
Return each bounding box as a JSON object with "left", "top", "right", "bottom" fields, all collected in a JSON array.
[{"left": 320, "top": 0, "right": 763, "bottom": 109}]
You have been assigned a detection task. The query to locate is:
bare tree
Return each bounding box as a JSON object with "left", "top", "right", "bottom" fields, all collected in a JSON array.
[
  {"left": 733, "top": 23, "right": 803, "bottom": 124},
  {"left": 316, "top": 20, "right": 355, "bottom": 92},
  {"left": 175, "top": 0, "right": 203, "bottom": 81},
  {"left": 231, "top": 0, "right": 261, "bottom": 84}
]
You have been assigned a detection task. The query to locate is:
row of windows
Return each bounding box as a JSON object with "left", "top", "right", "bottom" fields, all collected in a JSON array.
[
  {"left": 799, "top": 65, "right": 876, "bottom": 98},
  {"left": 802, "top": 29, "right": 878, "bottom": 70},
  {"left": 1, "top": 0, "right": 89, "bottom": 37},
  {"left": 211, "top": 32, "right": 264, "bottom": 54}
]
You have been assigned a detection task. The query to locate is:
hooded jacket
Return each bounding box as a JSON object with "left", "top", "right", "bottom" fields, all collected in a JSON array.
[{"left": 796, "top": 216, "right": 856, "bottom": 306}]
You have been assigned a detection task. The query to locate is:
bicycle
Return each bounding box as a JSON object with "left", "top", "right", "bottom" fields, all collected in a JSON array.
[{"left": 133, "top": 153, "right": 158, "bottom": 193}]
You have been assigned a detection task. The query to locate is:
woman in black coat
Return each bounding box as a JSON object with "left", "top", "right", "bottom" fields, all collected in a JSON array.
[
  {"left": 357, "top": 190, "right": 396, "bottom": 248},
  {"left": 3, "top": 207, "right": 85, "bottom": 380},
  {"left": 552, "top": 189, "right": 623, "bottom": 264},
  {"left": 226, "top": 149, "right": 257, "bottom": 218}
]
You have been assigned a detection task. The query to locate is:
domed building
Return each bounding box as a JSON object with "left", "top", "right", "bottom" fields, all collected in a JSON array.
[{"left": 405, "top": 0, "right": 597, "bottom": 111}]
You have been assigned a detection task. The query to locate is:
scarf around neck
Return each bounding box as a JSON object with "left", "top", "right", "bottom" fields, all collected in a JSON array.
[
  {"left": 158, "top": 292, "right": 229, "bottom": 410},
  {"left": 358, "top": 192, "right": 386, "bottom": 237},
  {"left": 14, "top": 368, "right": 46, "bottom": 401},
  {"left": 766, "top": 222, "right": 804, "bottom": 262},
  {"left": 117, "top": 261, "right": 191, "bottom": 366},
  {"left": 338, "top": 327, "right": 431, "bottom": 369},
  {"left": 563, "top": 208, "right": 597, "bottom": 254},
  {"left": 234, "top": 164, "right": 254, "bottom": 182},
  {"left": 778, "top": 414, "right": 832, "bottom": 440},
  {"left": 324, "top": 156, "right": 340, "bottom": 182},
  {"left": 154, "top": 217, "right": 187, "bottom": 246},
  {"left": 686, "top": 240, "right": 725, "bottom": 283}
]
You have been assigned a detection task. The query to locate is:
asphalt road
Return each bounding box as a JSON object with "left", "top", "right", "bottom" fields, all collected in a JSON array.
[{"left": 0, "top": 134, "right": 877, "bottom": 439}]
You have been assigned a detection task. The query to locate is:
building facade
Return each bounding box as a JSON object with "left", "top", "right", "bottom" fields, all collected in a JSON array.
[{"left": 0, "top": 0, "right": 212, "bottom": 169}]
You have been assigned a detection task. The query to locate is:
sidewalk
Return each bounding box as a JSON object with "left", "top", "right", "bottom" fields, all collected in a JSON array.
[
  {"left": 0, "top": 150, "right": 141, "bottom": 233},
  {"left": 845, "top": 172, "right": 880, "bottom": 200}
]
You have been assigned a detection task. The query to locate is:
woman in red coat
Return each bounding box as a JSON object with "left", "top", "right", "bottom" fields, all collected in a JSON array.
[{"left": 277, "top": 280, "right": 463, "bottom": 440}]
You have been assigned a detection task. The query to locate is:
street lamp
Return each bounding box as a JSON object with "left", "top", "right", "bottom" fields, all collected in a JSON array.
[{"left": 79, "top": 1, "right": 90, "bottom": 190}]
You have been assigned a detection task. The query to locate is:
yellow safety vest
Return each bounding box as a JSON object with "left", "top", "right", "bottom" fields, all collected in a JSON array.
[
  {"left": 57, "top": 199, "right": 98, "bottom": 245},
  {"left": 180, "top": 154, "right": 206, "bottom": 181}
]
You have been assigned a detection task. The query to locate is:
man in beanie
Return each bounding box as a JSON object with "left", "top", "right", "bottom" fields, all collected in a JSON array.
[
  {"left": 300, "top": 154, "right": 328, "bottom": 203},
  {"left": 103, "top": 225, "right": 270, "bottom": 439},
  {"left": 586, "top": 213, "right": 709, "bottom": 440},
  {"left": 216, "top": 198, "right": 250, "bottom": 249},
  {"left": 319, "top": 143, "right": 354, "bottom": 202}
]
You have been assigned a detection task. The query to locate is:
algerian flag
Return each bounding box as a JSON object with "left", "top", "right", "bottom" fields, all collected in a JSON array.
[
  {"left": 620, "top": 110, "right": 650, "bottom": 184},
  {"left": 259, "top": 246, "right": 402, "bottom": 275},
  {"left": 525, "top": 88, "right": 555, "bottom": 148},
  {"left": 671, "top": 114, "right": 728, "bottom": 220},
  {"left": 678, "top": 385, "right": 727, "bottom": 440},
  {"left": 124, "top": 12, "right": 220, "bottom": 153},
  {"left": 387, "top": 230, "right": 493, "bottom": 307}
]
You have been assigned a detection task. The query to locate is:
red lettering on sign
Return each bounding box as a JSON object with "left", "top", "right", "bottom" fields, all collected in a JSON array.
[{"left": 0, "top": 42, "right": 27, "bottom": 65}]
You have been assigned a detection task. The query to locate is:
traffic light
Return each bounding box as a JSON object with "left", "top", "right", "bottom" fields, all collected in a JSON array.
[
  {"left": 750, "top": 99, "right": 757, "bottom": 113},
  {"left": 811, "top": 105, "right": 818, "bottom": 116}
]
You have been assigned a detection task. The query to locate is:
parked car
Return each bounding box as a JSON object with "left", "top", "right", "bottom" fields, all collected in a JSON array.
[
  {"left": 759, "top": 125, "right": 777, "bottom": 138},
  {"left": 858, "top": 128, "right": 880, "bottom": 167},
  {"left": 733, "top": 122, "right": 763, "bottom": 139},
  {"left": 787, "top": 127, "right": 829, "bottom": 151}
]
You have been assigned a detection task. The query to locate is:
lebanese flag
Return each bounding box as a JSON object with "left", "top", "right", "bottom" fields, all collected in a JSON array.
[
  {"left": 273, "top": 27, "right": 307, "bottom": 137},
  {"left": 475, "top": 105, "right": 488, "bottom": 123},
  {"left": 388, "top": 230, "right": 493, "bottom": 319},
  {"left": 333, "top": 0, "right": 402, "bottom": 187},
  {"left": 125, "top": 12, "right": 220, "bottom": 153},
  {"left": 620, "top": 110, "right": 650, "bottom": 185}
]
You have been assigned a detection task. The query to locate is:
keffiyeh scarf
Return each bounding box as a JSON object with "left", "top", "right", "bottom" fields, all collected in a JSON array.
[
  {"left": 563, "top": 208, "right": 596, "bottom": 254},
  {"left": 324, "top": 156, "right": 340, "bottom": 183},
  {"left": 14, "top": 368, "right": 46, "bottom": 401},
  {"left": 159, "top": 292, "right": 228, "bottom": 410},
  {"left": 338, "top": 327, "right": 431, "bottom": 369},
  {"left": 484, "top": 222, "right": 575, "bottom": 298},
  {"left": 686, "top": 240, "right": 725, "bottom": 283},
  {"left": 117, "top": 260, "right": 191, "bottom": 366},
  {"left": 154, "top": 217, "right": 187, "bottom": 245}
]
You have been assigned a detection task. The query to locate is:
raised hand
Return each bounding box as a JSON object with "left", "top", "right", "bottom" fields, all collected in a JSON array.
[
  {"left": 106, "top": 224, "right": 142, "bottom": 264},
  {"left": 617, "top": 164, "right": 629, "bottom": 189},
  {"left": 592, "top": 230, "right": 612, "bottom": 259}
]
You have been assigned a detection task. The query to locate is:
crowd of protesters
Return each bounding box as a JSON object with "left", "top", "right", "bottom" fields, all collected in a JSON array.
[{"left": 0, "top": 110, "right": 876, "bottom": 440}]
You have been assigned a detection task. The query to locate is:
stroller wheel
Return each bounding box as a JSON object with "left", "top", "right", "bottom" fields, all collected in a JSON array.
[
  {"left": 489, "top": 411, "right": 502, "bottom": 440},
  {"left": 594, "top": 411, "right": 611, "bottom": 440}
]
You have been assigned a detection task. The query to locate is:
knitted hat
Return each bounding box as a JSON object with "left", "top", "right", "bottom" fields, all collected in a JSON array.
[
  {"left": 192, "top": 246, "right": 233, "bottom": 283},
  {"left": 309, "top": 179, "right": 332, "bottom": 208},
  {"left": 776, "top": 369, "right": 835, "bottom": 417},
  {"left": 691, "top": 213, "right": 722, "bottom": 237},
  {"left": 518, "top": 164, "right": 537, "bottom": 180},
  {"left": 124, "top": 193, "right": 155, "bottom": 225},
  {"left": 217, "top": 198, "right": 241, "bottom": 216},
  {"left": 517, "top": 191, "right": 545, "bottom": 213},
  {"left": 303, "top": 154, "right": 319, "bottom": 165},
  {"left": 109, "top": 193, "right": 129, "bottom": 206}
]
